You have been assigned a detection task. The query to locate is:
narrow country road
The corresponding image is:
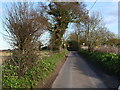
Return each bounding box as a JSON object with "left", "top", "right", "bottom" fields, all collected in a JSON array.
[{"left": 52, "top": 51, "right": 107, "bottom": 88}]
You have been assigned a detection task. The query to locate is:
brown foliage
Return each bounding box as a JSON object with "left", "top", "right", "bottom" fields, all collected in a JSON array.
[{"left": 3, "top": 2, "right": 49, "bottom": 77}]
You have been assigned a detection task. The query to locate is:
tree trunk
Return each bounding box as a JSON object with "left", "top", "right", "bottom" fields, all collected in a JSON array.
[{"left": 50, "top": 29, "right": 64, "bottom": 52}]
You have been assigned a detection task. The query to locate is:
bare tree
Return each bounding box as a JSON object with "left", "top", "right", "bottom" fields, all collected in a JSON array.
[
  {"left": 3, "top": 2, "right": 49, "bottom": 77},
  {"left": 67, "top": 12, "right": 116, "bottom": 52},
  {"left": 83, "top": 12, "right": 115, "bottom": 51}
]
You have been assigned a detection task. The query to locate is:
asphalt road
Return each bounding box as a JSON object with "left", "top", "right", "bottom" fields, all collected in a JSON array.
[{"left": 52, "top": 51, "right": 108, "bottom": 88}]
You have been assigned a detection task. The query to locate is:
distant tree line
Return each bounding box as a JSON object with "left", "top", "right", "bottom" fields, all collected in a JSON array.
[{"left": 66, "top": 12, "right": 120, "bottom": 51}]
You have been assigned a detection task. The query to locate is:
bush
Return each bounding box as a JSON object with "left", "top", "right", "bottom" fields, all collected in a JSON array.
[
  {"left": 2, "top": 50, "right": 68, "bottom": 88},
  {"left": 79, "top": 49, "right": 120, "bottom": 76}
]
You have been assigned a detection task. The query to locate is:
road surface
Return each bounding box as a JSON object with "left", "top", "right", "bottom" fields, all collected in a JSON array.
[{"left": 52, "top": 51, "right": 107, "bottom": 88}]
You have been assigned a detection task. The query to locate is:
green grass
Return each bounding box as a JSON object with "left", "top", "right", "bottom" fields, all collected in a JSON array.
[
  {"left": 2, "top": 50, "right": 68, "bottom": 88},
  {"left": 79, "top": 49, "right": 120, "bottom": 77}
]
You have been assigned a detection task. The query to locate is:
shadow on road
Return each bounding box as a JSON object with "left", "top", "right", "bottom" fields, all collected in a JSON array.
[{"left": 69, "top": 51, "right": 119, "bottom": 88}]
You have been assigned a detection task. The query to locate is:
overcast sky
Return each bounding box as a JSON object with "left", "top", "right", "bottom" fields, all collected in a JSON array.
[{"left": 0, "top": 1, "right": 119, "bottom": 50}]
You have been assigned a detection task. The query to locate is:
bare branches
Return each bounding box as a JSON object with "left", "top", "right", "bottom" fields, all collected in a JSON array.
[{"left": 3, "top": 2, "right": 49, "bottom": 77}]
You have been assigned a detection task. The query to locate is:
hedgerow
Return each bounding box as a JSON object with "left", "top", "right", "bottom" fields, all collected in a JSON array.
[
  {"left": 79, "top": 49, "right": 120, "bottom": 76},
  {"left": 2, "top": 50, "right": 68, "bottom": 88}
]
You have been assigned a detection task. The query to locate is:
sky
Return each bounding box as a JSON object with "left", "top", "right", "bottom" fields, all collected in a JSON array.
[
  {"left": 0, "top": 1, "right": 119, "bottom": 50},
  {"left": 85, "top": 2, "right": 118, "bottom": 34}
]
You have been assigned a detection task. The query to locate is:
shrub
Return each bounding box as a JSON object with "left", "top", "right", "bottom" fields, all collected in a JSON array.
[
  {"left": 2, "top": 50, "right": 68, "bottom": 88},
  {"left": 79, "top": 49, "right": 120, "bottom": 76}
]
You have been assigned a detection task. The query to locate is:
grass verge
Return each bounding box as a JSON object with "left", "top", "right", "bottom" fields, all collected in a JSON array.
[
  {"left": 2, "top": 50, "right": 68, "bottom": 88},
  {"left": 79, "top": 49, "right": 120, "bottom": 78}
]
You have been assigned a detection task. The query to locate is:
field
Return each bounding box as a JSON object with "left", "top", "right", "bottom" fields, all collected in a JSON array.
[
  {"left": 0, "top": 51, "right": 52, "bottom": 65},
  {"left": 0, "top": 52, "right": 12, "bottom": 65}
]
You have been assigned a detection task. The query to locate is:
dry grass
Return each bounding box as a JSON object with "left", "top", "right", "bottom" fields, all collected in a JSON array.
[
  {"left": 0, "top": 52, "right": 12, "bottom": 57},
  {"left": 37, "top": 51, "right": 51, "bottom": 56},
  {"left": 0, "top": 52, "right": 12, "bottom": 65},
  {"left": 1, "top": 51, "right": 52, "bottom": 65}
]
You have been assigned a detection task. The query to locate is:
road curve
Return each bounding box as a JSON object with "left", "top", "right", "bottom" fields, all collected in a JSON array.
[{"left": 52, "top": 51, "right": 107, "bottom": 88}]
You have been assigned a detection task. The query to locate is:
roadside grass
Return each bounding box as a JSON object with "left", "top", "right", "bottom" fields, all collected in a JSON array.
[
  {"left": 79, "top": 49, "right": 120, "bottom": 77},
  {"left": 2, "top": 50, "right": 68, "bottom": 88}
]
